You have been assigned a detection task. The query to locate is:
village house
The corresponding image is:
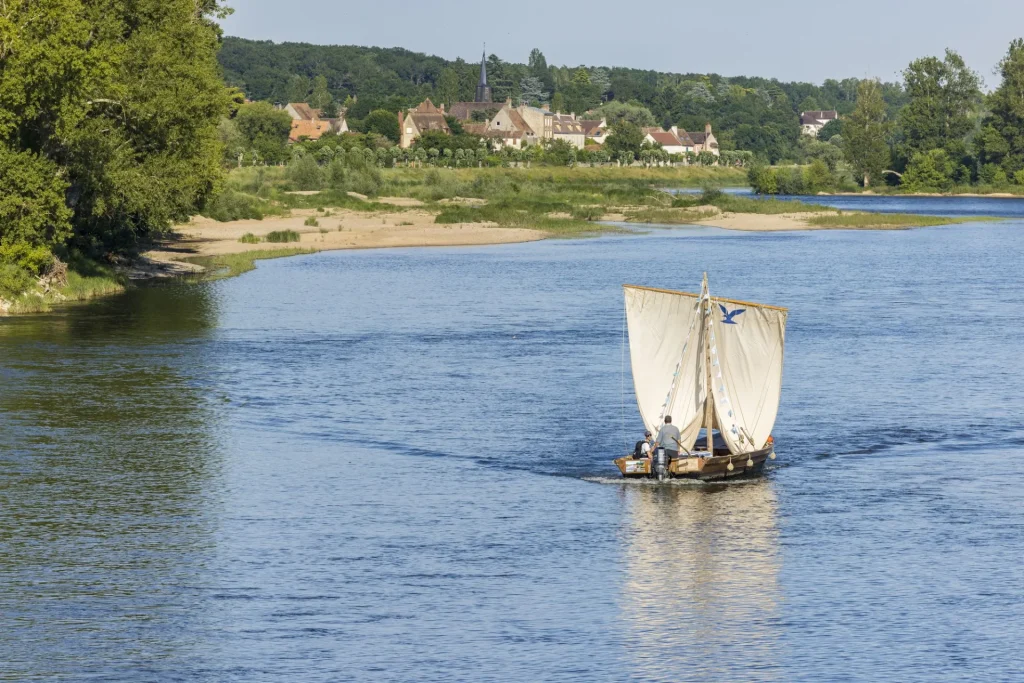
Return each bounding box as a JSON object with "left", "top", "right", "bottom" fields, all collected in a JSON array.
[
  {"left": 800, "top": 110, "right": 839, "bottom": 137},
  {"left": 398, "top": 99, "right": 451, "bottom": 149},
  {"left": 515, "top": 104, "right": 554, "bottom": 142},
  {"left": 689, "top": 123, "right": 720, "bottom": 156},
  {"left": 580, "top": 118, "right": 608, "bottom": 145},
  {"left": 643, "top": 126, "right": 695, "bottom": 155},
  {"left": 284, "top": 102, "right": 348, "bottom": 142},
  {"left": 551, "top": 113, "right": 586, "bottom": 149}
]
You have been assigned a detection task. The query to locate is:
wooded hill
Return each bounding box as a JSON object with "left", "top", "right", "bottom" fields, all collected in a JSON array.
[{"left": 218, "top": 37, "right": 907, "bottom": 162}]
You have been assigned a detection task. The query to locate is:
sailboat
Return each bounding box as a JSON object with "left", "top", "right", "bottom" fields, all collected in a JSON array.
[{"left": 614, "top": 274, "right": 788, "bottom": 481}]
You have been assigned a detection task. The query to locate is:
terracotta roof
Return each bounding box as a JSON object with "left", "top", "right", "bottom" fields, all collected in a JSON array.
[
  {"left": 462, "top": 122, "right": 488, "bottom": 135},
  {"left": 689, "top": 132, "right": 707, "bottom": 144},
  {"left": 449, "top": 101, "right": 501, "bottom": 120},
  {"left": 647, "top": 130, "right": 684, "bottom": 147},
  {"left": 579, "top": 120, "right": 605, "bottom": 136},
  {"left": 289, "top": 119, "right": 334, "bottom": 142}
]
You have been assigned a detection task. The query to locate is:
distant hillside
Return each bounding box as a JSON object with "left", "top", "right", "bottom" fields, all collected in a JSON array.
[{"left": 219, "top": 37, "right": 907, "bottom": 161}]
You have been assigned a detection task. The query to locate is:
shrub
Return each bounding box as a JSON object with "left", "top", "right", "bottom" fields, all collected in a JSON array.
[
  {"left": 0, "top": 263, "right": 34, "bottom": 298},
  {"left": 201, "top": 189, "right": 268, "bottom": 222},
  {"left": 304, "top": 216, "right": 320, "bottom": 227},
  {"left": 238, "top": 233, "right": 260, "bottom": 244},
  {"left": 1014, "top": 170, "right": 1024, "bottom": 186},
  {"left": 748, "top": 165, "right": 778, "bottom": 195},
  {"left": 265, "top": 230, "right": 301, "bottom": 243},
  {"left": 287, "top": 154, "right": 324, "bottom": 191}
]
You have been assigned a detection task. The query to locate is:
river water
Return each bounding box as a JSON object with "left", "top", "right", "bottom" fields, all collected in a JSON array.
[{"left": 2, "top": 197, "right": 1023, "bottom": 681}]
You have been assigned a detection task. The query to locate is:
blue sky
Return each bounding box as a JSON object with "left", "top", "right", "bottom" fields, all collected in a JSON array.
[{"left": 220, "top": 0, "right": 1024, "bottom": 85}]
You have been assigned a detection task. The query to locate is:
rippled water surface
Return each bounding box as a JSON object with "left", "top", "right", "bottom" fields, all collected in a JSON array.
[{"left": 2, "top": 198, "right": 1024, "bottom": 681}]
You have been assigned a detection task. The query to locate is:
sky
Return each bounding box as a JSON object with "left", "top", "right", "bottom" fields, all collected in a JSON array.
[{"left": 220, "top": 0, "right": 1024, "bottom": 86}]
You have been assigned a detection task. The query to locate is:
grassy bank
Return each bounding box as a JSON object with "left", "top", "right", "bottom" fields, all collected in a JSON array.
[
  {"left": 0, "top": 258, "right": 125, "bottom": 315},
  {"left": 805, "top": 213, "right": 1001, "bottom": 229},
  {"left": 183, "top": 248, "right": 317, "bottom": 280}
]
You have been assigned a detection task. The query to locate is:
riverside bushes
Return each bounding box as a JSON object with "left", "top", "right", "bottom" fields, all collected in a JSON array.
[
  {"left": 0, "top": 0, "right": 230, "bottom": 297},
  {"left": 265, "top": 230, "right": 301, "bottom": 243}
]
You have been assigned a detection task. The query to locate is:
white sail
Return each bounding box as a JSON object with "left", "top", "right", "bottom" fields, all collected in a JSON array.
[
  {"left": 708, "top": 297, "right": 788, "bottom": 454},
  {"left": 624, "top": 286, "right": 706, "bottom": 451}
]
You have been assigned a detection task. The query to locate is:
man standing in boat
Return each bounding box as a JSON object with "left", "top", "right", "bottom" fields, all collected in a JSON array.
[{"left": 655, "top": 416, "right": 682, "bottom": 465}]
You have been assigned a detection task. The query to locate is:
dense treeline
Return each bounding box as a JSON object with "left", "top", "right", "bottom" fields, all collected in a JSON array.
[
  {"left": 0, "top": 0, "right": 231, "bottom": 298},
  {"left": 750, "top": 42, "right": 1024, "bottom": 194},
  {"left": 218, "top": 38, "right": 907, "bottom": 163}
]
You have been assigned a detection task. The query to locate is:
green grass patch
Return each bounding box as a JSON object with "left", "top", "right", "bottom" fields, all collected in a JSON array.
[
  {"left": 624, "top": 207, "right": 721, "bottom": 224},
  {"left": 433, "top": 200, "right": 604, "bottom": 237},
  {"left": 2, "top": 254, "right": 125, "bottom": 314},
  {"left": 238, "top": 232, "right": 260, "bottom": 244},
  {"left": 304, "top": 216, "right": 320, "bottom": 227},
  {"left": 265, "top": 230, "right": 301, "bottom": 243},
  {"left": 806, "top": 213, "right": 1002, "bottom": 229},
  {"left": 184, "top": 248, "right": 316, "bottom": 280},
  {"left": 671, "top": 191, "right": 833, "bottom": 214}
]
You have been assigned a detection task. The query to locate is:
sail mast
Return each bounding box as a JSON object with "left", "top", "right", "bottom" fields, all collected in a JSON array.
[{"left": 701, "top": 273, "right": 714, "bottom": 454}]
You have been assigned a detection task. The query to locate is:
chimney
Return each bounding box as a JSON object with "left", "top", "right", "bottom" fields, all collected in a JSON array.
[
  {"left": 439, "top": 103, "right": 445, "bottom": 113},
  {"left": 670, "top": 125, "right": 678, "bottom": 136},
  {"left": 506, "top": 96, "right": 512, "bottom": 105},
  {"left": 705, "top": 122, "right": 712, "bottom": 135},
  {"left": 541, "top": 103, "right": 550, "bottom": 112}
]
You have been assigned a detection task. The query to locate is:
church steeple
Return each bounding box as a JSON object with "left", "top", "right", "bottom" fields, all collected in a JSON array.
[{"left": 475, "top": 46, "right": 492, "bottom": 103}]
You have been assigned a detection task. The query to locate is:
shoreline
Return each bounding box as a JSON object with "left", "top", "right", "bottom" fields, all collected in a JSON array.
[
  {"left": 0, "top": 203, "right": 1003, "bottom": 317},
  {"left": 136, "top": 207, "right": 545, "bottom": 279}
]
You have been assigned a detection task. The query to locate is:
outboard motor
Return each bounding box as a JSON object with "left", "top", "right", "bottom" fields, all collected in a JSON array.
[{"left": 653, "top": 447, "right": 668, "bottom": 482}]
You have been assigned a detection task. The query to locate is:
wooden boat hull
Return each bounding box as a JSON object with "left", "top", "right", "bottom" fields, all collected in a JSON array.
[{"left": 613, "top": 446, "right": 774, "bottom": 481}]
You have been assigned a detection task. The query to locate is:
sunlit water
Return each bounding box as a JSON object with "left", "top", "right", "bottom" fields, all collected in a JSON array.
[{"left": 2, "top": 197, "right": 1023, "bottom": 681}]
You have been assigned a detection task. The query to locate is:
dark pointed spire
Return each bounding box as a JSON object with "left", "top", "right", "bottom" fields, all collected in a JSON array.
[{"left": 475, "top": 44, "right": 492, "bottom": 103}]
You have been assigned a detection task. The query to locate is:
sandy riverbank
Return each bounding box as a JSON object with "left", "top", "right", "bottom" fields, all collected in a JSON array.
[
  {"left": 691, "top": 211, "right": 839, "bottom": 231},
  {"left": 139, "top": 208, "right": 544, "bottom": 277}
]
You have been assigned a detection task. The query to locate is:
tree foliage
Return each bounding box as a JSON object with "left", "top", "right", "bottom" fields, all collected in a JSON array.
[
  {"left": 234, "top": 102, "right": 292, "bottom": 164},
  {"left": 605, "top": 121, "right": 645, "bottom": 157},
  {"left": 896, "top": 50, "right": 981, "bottom": 167},
  {"left": 0, "top": 0, "right": 231, "bottom": 269},
  {"left": 843, "top": 80, "right": 891, "bottom": 187},
  {"left": 978, "top": 39, "right": 1024, "bottom": 176},
  {"left": 362, "top": 109, "right": 400, "bottom": 143}
]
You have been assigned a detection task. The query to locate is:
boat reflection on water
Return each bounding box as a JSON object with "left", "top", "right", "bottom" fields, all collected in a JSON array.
[{"left": 618, "top": 481, "right": 782, "bottom": 681}]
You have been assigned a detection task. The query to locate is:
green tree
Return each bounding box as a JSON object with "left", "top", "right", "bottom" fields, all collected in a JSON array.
[
  {"left": 605, "top": 121, "right": 644, "bottom": 157},
  {"left": 901, "top": 149, "right": 954, "bottom": 192},
  {"left": 803, "top": 158, "right": 835, "bottom": 193},
  {"left": 438, "top": 67, "right": 460, "bottom": 108},
  {"left": 896, "top": 50, "right": 981, "bottom": 166},
  {"left": 235, "top": 102, "right": 292, "bottom": 164},
  {"left": 363, "top": 109, "right": 400, "bottom": 143},
  {"left": 817, "top": 118, "right": 843, "bottom": 142},
  {"left": 527, "top": 48, "right": 554, "bottom": 92},
  {"left": 551, "top": 92, "right": 565, "bottom": 114},
  {"left": 977, "top": 39, "right": 1024, "bottom": 176},
  {"left": 591, "top": 101, "right": 656, "bottom": 128},
  {"left": 309, "top": 75, "right": 332, "bottom": 109},
  {"left": 0, "top": 147, "right": 73, "bottom": 269},
  {"left": 843, "top": 80, "right": 891, "bottom": 187},
  {"left": 0, "top": 0, "right": 231, "bottom": 267},
  {"left": 519, "top": 76, "right": 548, "bottom": 105}
]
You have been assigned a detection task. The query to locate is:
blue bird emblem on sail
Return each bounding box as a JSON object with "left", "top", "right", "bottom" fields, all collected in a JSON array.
[{"left": 719, "top": 303, "right": 746, "bottom": 325}]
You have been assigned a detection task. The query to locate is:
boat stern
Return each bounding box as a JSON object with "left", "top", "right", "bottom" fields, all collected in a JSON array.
[{"left": 614, "top": 456, "right": 651, "bottom": 477}]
